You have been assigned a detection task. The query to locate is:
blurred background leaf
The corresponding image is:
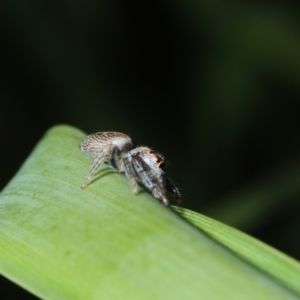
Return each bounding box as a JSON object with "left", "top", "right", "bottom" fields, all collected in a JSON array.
[{"left": 1, "top": 0, "right": 300, "bottom": 298}]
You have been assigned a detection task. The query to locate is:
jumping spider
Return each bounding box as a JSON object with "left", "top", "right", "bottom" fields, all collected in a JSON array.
[{"left": 80, "top": 131, "right": 181, "bottom": 206}]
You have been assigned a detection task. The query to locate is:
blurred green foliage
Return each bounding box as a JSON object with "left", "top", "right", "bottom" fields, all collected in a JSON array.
[{"left": 1, "top": 0, "right": 300, "bottom": 297}]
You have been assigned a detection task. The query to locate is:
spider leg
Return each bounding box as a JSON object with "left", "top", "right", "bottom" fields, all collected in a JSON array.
[
  {"left": 165, "top": 178, "right": 182, "bottom": 206},
  {"left": 122, "top": 155, "right": 139, "bottom": 194},
  {"left": 81, "top": 144, "right": 113, "bottom": 189},
  {"left": 131, "top": 154, "right": 169, "bottom": 206},
  {"left": 154, "top": 188, "right": 169, "bottom": 206}
]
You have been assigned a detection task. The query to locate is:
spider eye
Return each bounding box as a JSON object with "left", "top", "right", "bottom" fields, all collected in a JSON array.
[
  {"left": 157, "top": 158, "right": 166, "bottom": 169},
  {"left": 159, "top": 161, "right": 166, "bottom": 169}
]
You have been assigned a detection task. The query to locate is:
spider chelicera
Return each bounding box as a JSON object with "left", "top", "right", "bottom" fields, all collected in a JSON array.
[{"left": 80, "top": 131, "right": 181, "bottom": 206}]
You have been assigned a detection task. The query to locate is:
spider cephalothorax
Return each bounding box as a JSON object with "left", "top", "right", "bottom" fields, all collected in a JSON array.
[{"left": 80, "top": 131, "right": 181, "bottom": 206}]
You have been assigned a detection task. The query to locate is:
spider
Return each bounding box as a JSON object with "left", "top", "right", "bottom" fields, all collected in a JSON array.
[{"left": 80, "top": 131, "right": 181, "bottom": 206}]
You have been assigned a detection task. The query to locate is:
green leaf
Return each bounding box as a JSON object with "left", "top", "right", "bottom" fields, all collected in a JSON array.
[
  {"left": 0, "top": 125, "right": 299, "bottom": 299},
  {"left": 173, "top": 206, "right": 300, "bottom": 296}
]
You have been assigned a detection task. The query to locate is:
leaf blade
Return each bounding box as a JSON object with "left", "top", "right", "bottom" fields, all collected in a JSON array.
[
  {"left": 174, "top": 206, "right": 300, "bottom": 296},
  {"left": 0, "top": 125, "right": 298, "bottom": 299}
]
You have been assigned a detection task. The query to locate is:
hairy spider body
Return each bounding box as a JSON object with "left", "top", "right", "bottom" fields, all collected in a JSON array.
[{"left": 80, "top": 131, "right": 181, "bottom": 206}]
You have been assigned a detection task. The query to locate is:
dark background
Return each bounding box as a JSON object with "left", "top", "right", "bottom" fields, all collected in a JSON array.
[{"left": 1, "top": 1, "right": 300, "bottom": 298}]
